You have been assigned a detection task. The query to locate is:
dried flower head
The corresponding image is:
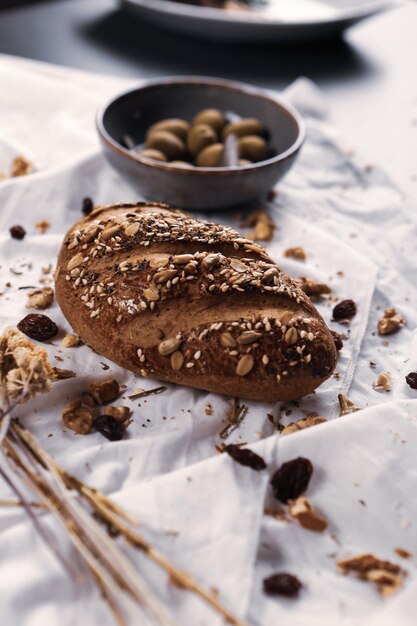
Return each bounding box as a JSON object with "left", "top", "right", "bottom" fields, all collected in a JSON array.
[{"left": 0, "top": 327, "right": 54, "bottom": 403}]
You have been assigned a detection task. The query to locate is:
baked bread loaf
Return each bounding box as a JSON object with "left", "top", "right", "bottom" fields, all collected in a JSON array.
[{"left": 55, "top": 202, "right": 337, "bottom": 402}]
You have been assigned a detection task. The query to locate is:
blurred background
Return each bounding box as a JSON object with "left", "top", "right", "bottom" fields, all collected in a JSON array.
[{"left": 0, "top": 0, "right": 415, "bottom": 194}]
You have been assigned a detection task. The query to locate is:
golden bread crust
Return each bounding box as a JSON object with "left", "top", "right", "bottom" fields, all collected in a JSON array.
[{"left": 55, "top": 202, "right": 337, "bottom": 402}]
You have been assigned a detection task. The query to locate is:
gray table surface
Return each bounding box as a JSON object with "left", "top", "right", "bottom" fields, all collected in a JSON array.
[{"left": 0, "top": 0, "right": 416, "bottom": 197}]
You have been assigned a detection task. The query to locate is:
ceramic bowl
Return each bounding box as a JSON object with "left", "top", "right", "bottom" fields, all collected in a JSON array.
[{"left": 96, "top": 76, "right": 305, "bottom": 210}]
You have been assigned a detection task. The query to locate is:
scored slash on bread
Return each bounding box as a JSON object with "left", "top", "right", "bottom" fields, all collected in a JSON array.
[{"left": 55, "top": 202, "right": 337, "bottom": 402}]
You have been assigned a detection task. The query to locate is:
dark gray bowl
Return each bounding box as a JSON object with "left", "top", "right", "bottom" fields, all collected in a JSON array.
[{"left": 96, "top": 77, "right": 305, "bottom": 210}]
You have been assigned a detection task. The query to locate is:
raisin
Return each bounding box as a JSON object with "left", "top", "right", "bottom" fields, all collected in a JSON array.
[
  {"left": 271, "top": 457, "right": 313, "bottom": 503},
  {"left": 405, "top": 372, "right": 417, "bottom": 390},
  {"left": 93, "top": 415, "right": 124, "bottom": 441},
  {"left": 263, "top": 573, "right": 302, "bottom": 597},
  {"left": 332, "top": 299, "right": 357, "bottom": 321},
  {"left": 331, "top": 330, "right": 344, "bottom": 351},
  {"left": 17, "top": 313, "right": 58, "bottom": 342},
  {"left": 224, "top": 445, "right": 267, "bottom": 471},
  {"left": 82, "top": 197, "right": 94, "bottom": 215},
  {"left": 9, "top": 225, "right": 26, "bottom": 240}
]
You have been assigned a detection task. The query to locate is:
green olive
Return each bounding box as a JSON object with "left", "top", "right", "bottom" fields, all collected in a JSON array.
[
  {"left": 223, "top": 118, "right": 263, "bottom": 140},
  {"left": 192, "top": 108, "right": 225, "bottom": 133},
  {"left": 138, "top": 148, "right": 168, "bottom": 162},
  {"left": 146, "top": 118, "right": 190, "bottom": 141},
  {"left": 196, "top": 143, "right": 224, "bottom": 167},
  {"left": 238, "top": 135, "right": 267, "bottom": 162},
  {"left": 145, "top": 130, "right": 186, "bottom": 160},
  {"left": 187, "top": 124, "right": 217, "bottom": 157},
  {"left": 239, "top": 158, "right": 253, "bottom": 166},
  {"left": 170, "top": 160, "right": 194, "bottom": 168}
]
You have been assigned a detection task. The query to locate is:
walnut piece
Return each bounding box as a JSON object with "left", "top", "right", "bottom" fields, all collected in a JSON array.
[
  {"left": 288, "top": 496, "right": 328, "bottom": 532},
  {"left": 296, "top": 277, "right": 331, "bottom": 297},
  {"left": 51, "top": 367, "right": 76, "bottom": 381},
  {"left": 88, "top": 378, "right": 120, "bottom": 404},
  {"left": 11, "top": 156, "right": 32, "bottom": 177},
  {"left": 62, "top": 333, "right": 82, "bottom": 348},
  {"left": 337, "top": 553, "right": 403, "bottom": 597},
  {"left": 62, "top": 399, "right": 95, "bottom": 434},
  {"left": 35, "top": 220, "right": 50, "bottom": 234},
  {"left": 378, "top": 308, "right": 404, "bottom": 336},
  {"left": 241, "top": 210, "right": 275, "bottom": 242},
  {"left": 373, "top": 372, "right": 392, "bottom": 392},
  {"left": 282, "top": 416, "right": 327, "bottom": 435},
  {"left": 26, "top": 286, "right": 54, "bottom": 310},
  {"left": 102, "top": 405, "right": 132, "bottom": 424},
  {"left": 283, "top": 247, "right": 306, "bottom": 261}
]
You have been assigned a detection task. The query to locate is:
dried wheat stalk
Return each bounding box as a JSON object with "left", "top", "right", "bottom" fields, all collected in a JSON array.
[
  {"left": 13, "top": 421, "right": 247, "bottom": 626},
  {"left": 0, "top": 328, "right": 248, "bottom": 626}
]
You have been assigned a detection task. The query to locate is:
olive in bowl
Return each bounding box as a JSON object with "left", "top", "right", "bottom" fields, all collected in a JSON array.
[{"left": 96, "top": 77, "right": 305, "bottom": 210}]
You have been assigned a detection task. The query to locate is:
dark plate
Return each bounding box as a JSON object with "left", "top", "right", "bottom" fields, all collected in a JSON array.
[{"left": 120, "top": 0, "right": 399, "bottom": 43}]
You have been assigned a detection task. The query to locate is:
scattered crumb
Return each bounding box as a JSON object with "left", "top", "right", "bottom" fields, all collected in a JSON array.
[
  {"left": 41, "top": 264, "right": 52, "bottom": 275},
  {"left": 296, "top": 277, "right": 331, "bottom": 297},
  {"left": 51, "top": 367, "right": 76, "bottom": 380},
  {"left": 35, "top": 220, "right": 50, "bottom": 234},
  {"left": 62, "top": 333, "right": 82, "bottom": 348},
  {"left": 378, "top": 308, "right": 404, "bottom": 336},
  {"left": 127, "top": 386, "right": 166, "bottom": 400},
  {"left": 373, "top": 372, "right": 392, "bottom": 392},
  {"left": 218, "top": 398, "right": 248, "bottom": 439},
  {"left": 395, "top": 548, "right": 411, "bottom": 559},
  {"left": 205, "top": 403, "right": 213, "bottom": 416},
  {"left": 11, "top": 156, "right": 32, "bottom": 178},
  {"left": 283, "top": 247, "right": 306, "bottom": 261},
  {"left": 89, "top": 378, "right": 120, "bottom": 404},
  {"left": 102, "top": 405, "right": 132, "bottom": 424},
  {"left": 337, "top": 553, "right": 403, "bottom": 597},
  {"left": 38, "top": 276, "right": 53, "bottom": 284},
  {"left": 288, "top": 496, "right": 328, "bottom": 532},
  {"left": 264, "top": 507, "right": 289, "bottom": 522},
  {"left": 281, "top": 415, "right": 327, "bottom": 435},
  {"left": 267, "top": 412, "right": 283, "bottom": 431},
  {"left": 338, "top": 394, "right": 361, "bottom": 415},
  {"left": 240, "top": 210, "right": 275, "bottom": 242},
  {"left": 62, "top": 399, "right": 95, "bottom": 434},
  {"left": 26, "top": 286, "right": 54, "bottom": 310}
]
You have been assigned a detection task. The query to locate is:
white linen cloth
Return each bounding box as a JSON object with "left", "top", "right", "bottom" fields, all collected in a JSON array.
[{"left": 0, "top": 55, "right": 416, "bottom": 625}]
